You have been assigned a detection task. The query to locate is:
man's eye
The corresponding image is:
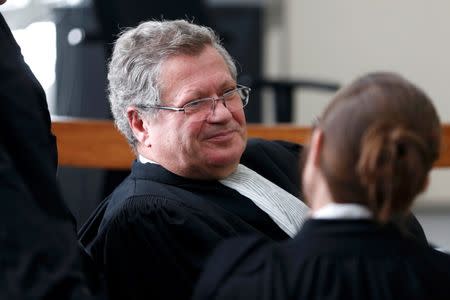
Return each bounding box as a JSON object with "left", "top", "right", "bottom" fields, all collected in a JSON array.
[
  {"left": 223, "top": 87, "right": 237, "bottom": 96},
  {"left": 186, "top": 100, "right": 207, "bottom": 109}
]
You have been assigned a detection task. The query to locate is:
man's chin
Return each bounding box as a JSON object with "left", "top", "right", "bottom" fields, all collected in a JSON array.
[
  {"left": 203, "top": 151, "right": 242, "bottom": 176},
  {"left": 207, "top": 142, "right": 244, "bottom": 161}
]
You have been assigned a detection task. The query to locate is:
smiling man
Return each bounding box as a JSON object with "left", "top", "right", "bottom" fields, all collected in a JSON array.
[
  {"left": 78, "top": 20, "right": 309, "bottom": 300},
  {"left": 134, "top": 45, "right": 247, "bottom": 179}
]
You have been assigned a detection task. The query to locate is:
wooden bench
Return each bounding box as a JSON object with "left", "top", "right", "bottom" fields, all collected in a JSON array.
[{"left": 51, "top": 117, "right": 450, "bottom": 170}]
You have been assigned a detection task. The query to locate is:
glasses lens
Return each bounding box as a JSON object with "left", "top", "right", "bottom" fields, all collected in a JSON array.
[
  {"left": 184, "top": 99, "right": 213, "bottom": 120},
  {"left": 183, "top": 86, "right": 250, "bottom": 121},
  {"left": 237, "top": 87, "right": 250, "bottom": 108},
  {"left": 224, "top": 87, "right": 249, "bottom": 112}
]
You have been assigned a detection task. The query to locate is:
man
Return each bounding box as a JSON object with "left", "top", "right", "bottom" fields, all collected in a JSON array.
[
  {"left": 0, "top": 1, "right": 103, "bottom": 298},
  {"left": 78, "top": 20, "right": 309, "bottom": 300},
  {"left": 92, "top": 0, "right": 211, "bottom": 199}
]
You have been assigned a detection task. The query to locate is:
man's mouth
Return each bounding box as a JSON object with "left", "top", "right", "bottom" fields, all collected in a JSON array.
[{"left": 204, "top": 129, "right": 237, "bottom": 142}]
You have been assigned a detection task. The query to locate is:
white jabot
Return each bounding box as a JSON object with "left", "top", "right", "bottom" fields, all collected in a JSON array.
[
  {"left": 220, "top": 164, "right": 309, "bottom": 237},
  {"left": 139, "top": 155, "right": 158, "bottom": 164},
  {"left": 312, "top": 203, "right": 372, "bottom": 219}
]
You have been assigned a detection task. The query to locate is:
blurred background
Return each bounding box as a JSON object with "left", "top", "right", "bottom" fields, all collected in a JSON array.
[{"left": 1, "top": 0, "right": 449, "bottom": 250}]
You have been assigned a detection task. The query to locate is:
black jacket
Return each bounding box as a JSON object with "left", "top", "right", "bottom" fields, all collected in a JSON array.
[
  {"left": 79, "top": 139, "right": 303, "bottom": 300},
  {"left": 194, "top": 219, "right": 450, "bottom": 300},
  {"left": 0, "top": 13, "right": 103, "bottom": 300}
]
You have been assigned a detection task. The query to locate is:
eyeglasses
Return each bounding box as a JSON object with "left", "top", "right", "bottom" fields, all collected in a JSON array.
[{"left": 137, "top": 85, "right": 250, "bottom": 121}]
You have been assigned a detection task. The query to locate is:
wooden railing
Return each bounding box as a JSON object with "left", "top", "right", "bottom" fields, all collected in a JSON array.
[{"left": 51, "top": 117, "right": 450, "bottom": 170}]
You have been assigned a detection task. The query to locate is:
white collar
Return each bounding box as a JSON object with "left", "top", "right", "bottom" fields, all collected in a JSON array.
[
  {"left": 139, "top": 155, "right": 158, "bottom": 165},
  {"left": 312, "top": 203, "right": 372, "bottom": 219},
  {"left": 220, "top": 164, "right": 308, "bottom": 237},
  {"left": 134, "top": 160, "right": 309, "bottom": 236}
]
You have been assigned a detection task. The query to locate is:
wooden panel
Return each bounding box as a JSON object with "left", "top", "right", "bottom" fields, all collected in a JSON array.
[
  {"left": 438, "top": 125, "right": 450, "bottom": 168},
  {"left": 52, "top": 117, "right": 134, "bottom": 170},
  {"left": 51, "top": 118, "right": 450, "bottom": 169},
  {"left": 247, "top": 124, "right": 311, "bottom": 144}
]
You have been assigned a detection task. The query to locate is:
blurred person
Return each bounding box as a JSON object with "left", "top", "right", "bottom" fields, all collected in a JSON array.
[
  {"left": 193, "top": 72, "right": 450, "bottom": 300},
  {"left": 0, "top": 1, "right": 104, "bottom": 298},
  {"left": 78, "top": 19, "right": 309, "bottom": 300}
]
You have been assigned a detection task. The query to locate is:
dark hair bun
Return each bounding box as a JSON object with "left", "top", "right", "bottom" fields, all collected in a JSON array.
[{"left": 357, "top": 120, "right": 428, "bottom": 222}]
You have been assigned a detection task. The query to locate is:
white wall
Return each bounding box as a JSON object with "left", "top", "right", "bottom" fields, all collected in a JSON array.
[
  {"left": 271, "top": 0, "right": 450, "bottom": 207},
  {"left": 285, "top": 0, "right": 450, "bottom": 121}
]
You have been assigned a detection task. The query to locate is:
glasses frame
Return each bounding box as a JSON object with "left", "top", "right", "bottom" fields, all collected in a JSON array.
[{"left": 137, "top": 84, "right": 251, "bottom": 117}]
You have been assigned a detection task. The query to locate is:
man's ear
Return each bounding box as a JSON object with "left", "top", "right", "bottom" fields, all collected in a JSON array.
[{"left": 127, "top": 107, "right": 151, "bottom": 147}]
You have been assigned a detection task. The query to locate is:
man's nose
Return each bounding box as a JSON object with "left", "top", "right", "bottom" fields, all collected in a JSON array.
[{"left": 208, "top": 97, "right": 232, "bottom": 122}]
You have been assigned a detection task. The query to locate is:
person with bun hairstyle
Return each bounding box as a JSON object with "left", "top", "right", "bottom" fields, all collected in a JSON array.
[{"left": 193, "top": 72, "right": 450, "bottom": 300}]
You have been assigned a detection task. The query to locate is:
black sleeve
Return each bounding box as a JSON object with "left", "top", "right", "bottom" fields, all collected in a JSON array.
[
  {"left": 0, "top": 145, "right": 104, "bottom": 300},
  {"left": 0, "top": 13, "right": 72, "bottom": 220},
  {"left": 400, "top": 213, "right": 428, "bottom": 244},
  {"left": 0, "top": 14, "right": 105, "bottom": 299},
  {"left": 193, "top": 235, "right": 273, "bottom": 300},
  {"left": 97, "top": 195, "right": 236, "bottom": 300}
]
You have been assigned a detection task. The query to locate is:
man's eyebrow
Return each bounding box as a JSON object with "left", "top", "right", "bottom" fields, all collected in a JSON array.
[
  {"left": 183, "top": 88, "right": 206, "bottom": 99},
  {"left": 221, "top": 80, "right": 237, "bottom": 89},
  {"left": 170, "top": 90, "right": 204, "bottom": 106},
  {"left": 171, "top": 80, "right": 237, "bottom": 104}
]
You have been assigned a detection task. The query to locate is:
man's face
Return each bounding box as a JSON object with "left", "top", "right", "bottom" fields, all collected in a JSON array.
[{"left": 143, "top": 46, "right": 247, "bottom": 179}]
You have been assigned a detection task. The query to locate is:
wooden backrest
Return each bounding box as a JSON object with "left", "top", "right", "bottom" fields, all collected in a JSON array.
[{"left": 51, "top": 117, "right": 450, "bottom": 170}]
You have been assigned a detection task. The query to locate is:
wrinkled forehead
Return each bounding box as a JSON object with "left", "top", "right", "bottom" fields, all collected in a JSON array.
[
  {"left": 157, "top": 46, "right": 234, "bottom": 100},
  {"left": 155, "top": 45, "right": 206, "bottom": 89}
]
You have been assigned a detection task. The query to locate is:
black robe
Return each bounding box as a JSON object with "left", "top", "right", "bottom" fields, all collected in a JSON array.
[
  {"left": 194, "top": 219, "right": 450, "bottom": 300},
  {"left": 0, "top": 11, "right": 67, "bottom": 220},
  {"left": 0, "top": 13, "right": 104, "bottom": 300},
  {"left": 78, "top": 139, "right": 303, "bottom": 300}
]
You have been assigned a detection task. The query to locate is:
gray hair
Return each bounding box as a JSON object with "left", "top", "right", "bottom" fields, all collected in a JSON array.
[{"left": 108, "top": 19, "right": 238, "bottom": 149}]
